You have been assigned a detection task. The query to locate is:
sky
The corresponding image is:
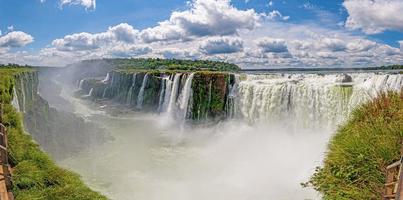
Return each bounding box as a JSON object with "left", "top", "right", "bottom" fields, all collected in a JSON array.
[{"left": 0, "top": 0, "right": 402, "bottom": 68}]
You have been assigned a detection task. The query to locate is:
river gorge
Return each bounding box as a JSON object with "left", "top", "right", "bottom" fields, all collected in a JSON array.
[{"left": 13, "top": 67, "right": 396, "bottom": 200}]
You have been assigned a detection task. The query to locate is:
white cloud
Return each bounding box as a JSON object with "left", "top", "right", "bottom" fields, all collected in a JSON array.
[
  {"left": 40, "top": 0, "right": 96, "bottom": 10},
  {"left": 199, "top": 36, "right": 243, "bottom": 54},
  {"left": 399, "top": 41, "right": 403, "bottom": 51},
  {"left": 256, "top": 38, "right": 288, "bottom": 53},
  {"left": 51, "top": 23, "right": 139, "bottom": 51},
  {"left": 343, "top": 0, "right": 403, "bottom": 34},
  {"left": 4, "top": 0, "right": 403, "bottom": 68},
  {"left": 0, "top": 31, "right": 34, "bottom": 48},
  {"left": 268, "top": 1, "right": 273, "bottom": 7},
  {"left": 109, "top": 45, "right": 152, "bottom": 57},
  {"left": 267, "top": 10, "right": 289, "bottom": 21},
  {"left": 139, "top": 0, "right": 260, "bottom": 43},
  {"left": 60, "top": 0, "right": 96, "bottom": 10}
]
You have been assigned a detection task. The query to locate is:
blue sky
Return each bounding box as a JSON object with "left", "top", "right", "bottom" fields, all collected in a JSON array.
[{"left": 0, "top": 0, "right": 402, "bottom": 68}]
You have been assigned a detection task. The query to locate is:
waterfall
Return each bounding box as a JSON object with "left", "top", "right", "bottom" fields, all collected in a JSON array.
[
  {"left": 20, "top": 78, "right": 26, "bottom": 113},
  {"left": 11, "top": 87, "right": 20, "bottom": 112},
  {"left": 161, "top": 75, "right": 173, "bottom": 112},
  {"left": 78, "top": 79, "right": 84, "bottom": 90},
  {"left": 167, "top": 73, "right": 182, "bottom": 113},
  {"left": 83, "top": 88, "right": 94, "bottom": 97},
  {"left": 235, "top": 73, "right": 403, "bottom": 128},
  {"left": 178, "top": 73, "right": 195, "bottom": 119},
  {"left": 102, "top": 73, "right": 111, "bottom": 83},
  {"left": 126, "top": 73, "right": 137, "bottom": 105},
  {"left": 157, "top": 76, "right": 168, "bottom": 112},
  {"left": 136, "top": 74, "right": 149, "bottom": 109},
  {"left": 226, "top": 74, "right": 239, "bottom": 118}
]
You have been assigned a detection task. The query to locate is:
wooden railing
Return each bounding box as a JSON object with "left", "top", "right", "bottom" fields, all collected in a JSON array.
[
  {"left": 383, "top": 143, "right": 403, "bottom": 200},
  {"left": 0, "top": 124, "right": 13, "bottom": 200}
]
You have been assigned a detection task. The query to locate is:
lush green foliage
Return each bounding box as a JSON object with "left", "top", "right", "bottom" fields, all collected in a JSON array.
[
  {"left": 79, "top": 58, "right": 241, "bottom": 72},
  {"left": 307, "top": 92, "right": 403, "bottom": 200},
  {"left": 0, "top": 69, "right": 106, "bottom": 200}
]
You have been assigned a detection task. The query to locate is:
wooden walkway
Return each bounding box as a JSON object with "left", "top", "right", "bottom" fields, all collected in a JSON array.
[
  {"left": 383, "top": 144, "right": 403, "bottom": 200},
  {"left": 0, "top": 124, "right": 13, "bottom": 200}
]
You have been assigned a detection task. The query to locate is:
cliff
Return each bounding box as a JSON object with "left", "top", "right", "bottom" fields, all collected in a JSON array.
[
  {"left": 0, "top": 68, "right": 106, "bottom": 199},
  {"left": 79, "top": 70, "right": 236, "bottom": 122}
]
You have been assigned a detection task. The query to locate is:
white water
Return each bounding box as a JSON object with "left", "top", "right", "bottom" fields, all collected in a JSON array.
[
  {"left": 82, "top": 88, "right": 94, "bottom": 98},
  {"left": 178, "top": 73, "right": 195, "bottom": 119},
  {"left": 161, "top": 76, "right": 173, "bottom": 112},
  {"left": 166, "top": 73, "right": 182, "bottom": 114},
  {"left": 54, "top": 72, "right": 403, "bottom": 200},
  {"left": 137, "top": 74, "right": 149, "bottom": 109},
  {"left": 78, "top": 79, "right": 85, "bottom": 90},
  {"left": 102, "top": 73, "right": 111, "bottom": 83},
  {"left": 235, "top": 73, "right": 403, "bottom": 128},
  {"left": 11, "top": 87, "right": 20, "bottom": 112},
  {"left": 127, "top": 73, "right": 137, "bottom": 105}
]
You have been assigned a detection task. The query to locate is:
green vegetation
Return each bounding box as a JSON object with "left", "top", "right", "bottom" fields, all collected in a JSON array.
[
  {"left": 78, "top": 58, "right": 241, "bottom": 72},
  {"left": 0, "top": 68, "right": 106, "bottom": 200},
  {"left": 307, "top": 92, "right": 403, "bottom": 200}
]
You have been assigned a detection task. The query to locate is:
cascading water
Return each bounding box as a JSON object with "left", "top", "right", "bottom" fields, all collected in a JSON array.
[
  {"left": 20, "top": 78, "right": 26, "bottom": 113},
  {"left": 167, "top": 73, "right": 182, "bottom": 114},
  {"left": 83, "top": 88, "right": 94, "bottom": 97},
  {"left": 178, "top": 73, "right": 195, "bottom": 119},
  {"left": 59, "top": 71, "right": 403, "bottom": 200},
  {"left": 235, "top": 73, "right": 403, "bottom": 128},
  {"left": 161, "top": 76, "right": 173, "bottom": 112},
  {"left": 11, "top": 87, "right": 20, "bottom": 112},
  {"left": 102, "top": 73, "right": 111, "bottom": 83},
  {"left": 157, "top": 76, "right": 168, "bottom": 112},
  {"left": 136, "top": 74, "right": 149, "bottom": 109},
  {"left": 78, "top": 79, "right": 84, "bottom": 90},
  {"left": 126, "top": 73, "right": 137, "bottom": 105}
]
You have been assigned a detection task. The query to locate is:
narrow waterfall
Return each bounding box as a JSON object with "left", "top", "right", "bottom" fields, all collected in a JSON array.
[
  {"left": 11, "top": 87, "right": 20, "bottom": 112},
  {"left": 78, "top": 79, "right": 84, "bottom": 90},
  {"left": 102, "top": 73, "right": 111, "bottom": 83},
  {"left": 226, "top": 74, "right": 239, "bottom": 118},
  {"left": 20, "top": 78, "right": 26, "bottom": 113},
  {"left": 235, "top": 73, "right": 403, "bottom": 128},
  {"left": 126, "top": 73, "right": 137, "bottom": 105},
  {"left": 136, "top": 74, "right": 149, "bottom": 109},
  {"left": 178, "top": 73, "right": 195, "bottom": 119},
  {"left": 83, "top": 88, "right": 94, "bottom": 97},
  {"left": 167, "top": 73, "right": 182, "bottom": 113},
  {"left": 157, "top": 76, "right": 168, "bottom": 112},
  {"left": 161, "top": 76, "right": 173, "bottom": 112}
]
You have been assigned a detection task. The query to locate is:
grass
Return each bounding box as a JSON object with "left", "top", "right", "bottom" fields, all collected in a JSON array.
[
  {"left": 307, "top": 91, "right": 403, "bottom": 200},
  {"left": 0, "top": 68, "right": 107, "bottom": 200}
]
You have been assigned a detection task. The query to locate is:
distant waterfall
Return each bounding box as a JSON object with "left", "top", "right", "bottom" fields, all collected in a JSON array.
[
  {"left": 167, "top": 73, "right": 182, "bottom": 113},
  {"left": 157, "top": 76, "right": 169, "bottom": 112},
  {"left": 235, "top": 73, "right": 403, "bottom": 128},
  {"left": 20, "top": 78, "right": 26, "bottom": 113},
  {"left": 126, "top": 73, "right": 137, "bottom": 105},
  {"left": 178, "top": 73, "right": 195, "bottom": 118},
  {"left": 11, "top": 87, "right": 20, "bottom": 112},
  {"left": 83, "top": 88, "right": 94, "bottom": 97},
  {"left": 136, "top": 74, "right": 149, "bottom": 109},
  {"left": 102, "top": 73, "right": 111, "bottom": 83},
  {"left": 78, "top": 79, "right": 84, "bottom": 90},
  {"left": 161, "top": 76, "right": 173, "bottom": 112}
]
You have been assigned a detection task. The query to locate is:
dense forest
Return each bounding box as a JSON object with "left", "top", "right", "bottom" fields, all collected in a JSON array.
[{"left": 74, "top": 58, "right": 241, "bottom": 72}]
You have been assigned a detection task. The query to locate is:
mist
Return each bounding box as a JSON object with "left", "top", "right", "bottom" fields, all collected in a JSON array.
[{"left": 43, "top": 76, "right": 328, "bottom": 200}]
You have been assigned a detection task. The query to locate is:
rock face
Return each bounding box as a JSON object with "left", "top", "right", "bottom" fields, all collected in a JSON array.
[
  {"left": 80, "top": 71, "right": 235, "bottom": 122},
  {"left": 13, "top": 71, "right": 108, "bottom": 159}
]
